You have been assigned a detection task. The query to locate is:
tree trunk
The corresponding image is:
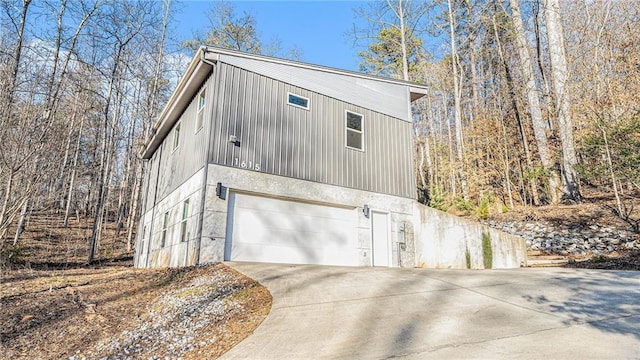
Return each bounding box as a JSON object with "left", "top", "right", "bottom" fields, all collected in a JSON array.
[
  {"left": 464, "top": 0, "right": 479, "bottom": 120},
  {"left": 397, "top": 0, "right": 410, "bottom": 81},
  {"left": 64, "top": 112, "right": 85, "bottom": 228},
  {"left": 126, "top": 163, "right": 143, "bottom": 251},
  {"left": 442, "top": 93, "right": 456, "bottom": 196},
  {"left": 55, "top": 94, "right": 78, "bottom": 211},
  {"left": 447, "top": 0, "right": 468, "bottom": 200},
  {"left": 0, "top": 170, "right": 15, "bottom": 240},
  {"left": 544, "top": 0, "right": 581, "bottom": 201},
  {"left": 13, "top": 198, "right": 28, "bottom": 245},
  {"left": 510, "top": 0, "right": 561, "bottom": 204},
  {"left": 601, "top": 127, "right": 623, "bottom": 215},
  {"left": 532, "top": 0, "right": 554, "bottom": 131}
]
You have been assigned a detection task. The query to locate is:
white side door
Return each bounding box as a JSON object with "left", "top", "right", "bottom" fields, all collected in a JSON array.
[{"left": 371, "top": 211, "right": 390, "bottom": 266}]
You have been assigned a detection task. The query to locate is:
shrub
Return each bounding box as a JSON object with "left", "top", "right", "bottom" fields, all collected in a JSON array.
[
  {"left": 453, "top": 197, "right": 473, "bottom": 214},
  {"left": 1, "top": 243, "right": 26, "bottom": 269},
  {"left": 477, "top": 194, "right": 494, "bottom": 220},
  {"left": 429, "top": 188, "right": 448, "bottom": 211}
]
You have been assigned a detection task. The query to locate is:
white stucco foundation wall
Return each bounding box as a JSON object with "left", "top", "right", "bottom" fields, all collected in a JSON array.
[
  {"left": 413, "top": 204, "right": 527, "bottom": 269},
  {"left": 199, "top": 163, "right": 416, "bottom": 267},
  {"left": 136, "top": 165, "right": 527, "bottom": 270},
  {"left": 135, "top": 168, "right": 205, "bottom": 268}
]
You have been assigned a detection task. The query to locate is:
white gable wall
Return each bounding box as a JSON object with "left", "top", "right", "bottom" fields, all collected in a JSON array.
[{"left": 215, "top": 54, "right": 411, "bottom": 122}]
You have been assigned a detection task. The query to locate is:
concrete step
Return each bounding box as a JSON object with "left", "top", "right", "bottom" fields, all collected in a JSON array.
[
  {"left": 527, "top": 250, "right": 545, "bottom": 256},
  {"left": 528, "top": 255, "right": 567, "bottom": 261},
  {"left": 527, "top": 250, "right": 570, "bottom": 267},
  {"left": 526, "top": 258, "right": 569, "bottom": 267},
  {"left": 526, "top": 251, "right": 570, "bottom": 267}
]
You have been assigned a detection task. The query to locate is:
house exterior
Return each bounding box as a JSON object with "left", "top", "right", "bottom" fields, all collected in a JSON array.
[
  {"left": 134, "top": 46, "right": 429, "bottom": 268},
  {"left": 134, "top": 46, "right": 527, "bottom": 269}
]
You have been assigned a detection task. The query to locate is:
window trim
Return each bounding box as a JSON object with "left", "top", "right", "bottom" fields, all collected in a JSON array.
[
  {"left": 161, "top": 211, "right": 169, "bottom": 247},
  {"left": 345, "top": 110, "right": 364, "bottom": 152},
  {"left": 172, "top": 123, "right": 181, "bottom": 152},
  {"left": 180, "top": 199, "right": 189, "bottom": 242},
  {"left": 287, "top": 92, "right": 310, "bottom": 110},
  {"left": 195, "top": 88, "right": 206, "bottom": 133}
]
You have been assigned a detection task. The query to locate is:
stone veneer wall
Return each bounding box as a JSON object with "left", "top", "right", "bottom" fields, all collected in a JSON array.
[{"left": 483, "top": 220, "right": 639, "bottom": 257}]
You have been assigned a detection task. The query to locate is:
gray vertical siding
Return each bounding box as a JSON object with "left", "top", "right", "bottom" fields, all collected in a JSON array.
[
  {"left": 208, "top": 62, "right": 415, "bottom": 199},
  {"left": 144, "top": 147, "right": 160, "bottom": 213},
  {"left": 147, "top": 73, "right": 214, "bottom": 206}
]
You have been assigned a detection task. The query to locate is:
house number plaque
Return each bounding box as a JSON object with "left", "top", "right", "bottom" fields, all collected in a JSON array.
[{"left": 234, "top": 157, "right": 261, "bottom": 171}]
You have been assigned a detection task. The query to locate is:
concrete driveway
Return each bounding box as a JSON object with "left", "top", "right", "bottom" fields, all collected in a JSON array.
[{"left": 222, "top": 263, "right": 640, "bottom": 359}]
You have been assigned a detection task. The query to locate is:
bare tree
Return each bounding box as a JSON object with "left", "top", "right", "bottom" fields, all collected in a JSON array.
[
  {"left": 544, "top": 0, "right": 580, "bottom": 201},
  {"left": 508, "top": 0, "right": 560, "bottom": 204},
  {"left": 446, "top": 0, "right": 468, "bottom": 200}
]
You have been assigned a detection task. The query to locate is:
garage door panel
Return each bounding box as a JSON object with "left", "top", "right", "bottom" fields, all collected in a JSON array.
[
  {"left": 231, "top": 242, "right": 359, "bottom": 266},
  {"left": 234, "top": 207, "right": 355, "bottom": 228},
  {"left": 235, "top": 226, "right": 355, "bottom": 247},
  {"left": 226, "top": 193, "right": 359, "bottom": 266},
  {"left": 234, "top": 210, "right": 354, "bottom": 238}
]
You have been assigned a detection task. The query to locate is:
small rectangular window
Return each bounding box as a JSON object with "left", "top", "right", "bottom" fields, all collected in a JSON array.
[
  {"left": 287, "top": 92, "right": 309, "bottom": 110},
  {"left": 161, "top": 211, "right": 169, "bottom": 247},
  {"left": 180, "top": 199, "right": 189, "bottom": 242},
  {"left": 196, "top": 89, "right": 205, "bottom": 132},
  {"left": 345, "top": 111, "right": 364, "bottom": 151},
  {"left": 173, "top": 123, "right": 180, "bottom": 151}
]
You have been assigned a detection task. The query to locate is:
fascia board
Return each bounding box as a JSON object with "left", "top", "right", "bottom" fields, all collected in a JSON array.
[{"left": 142, "top": 48, "right": 213, "bottom": 159}]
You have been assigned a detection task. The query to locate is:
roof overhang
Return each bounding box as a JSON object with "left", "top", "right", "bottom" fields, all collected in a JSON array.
[
  {"left": 202, "top": 46, "right": 430, "bottom": 101},
  {"left": 409, "top": 87, "right": 428, "bottom": 102},
  {"left": 141, "top": 48, "right": 213, "bottom": 159}
]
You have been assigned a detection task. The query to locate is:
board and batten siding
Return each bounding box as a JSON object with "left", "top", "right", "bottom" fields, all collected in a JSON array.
[
  {"left": 209, "top": 62, "right": 415, "bottom": 199},
  {"left": 144, "top": 74, "right": 214, "bottom": 210},
  {"left": 143, "top": 147, "right": 161, "bottom": 213}
]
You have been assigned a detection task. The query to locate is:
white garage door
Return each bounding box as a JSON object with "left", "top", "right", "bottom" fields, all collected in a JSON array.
[{"left": 225, "top": 192, "right": 359, "bottom": 266}]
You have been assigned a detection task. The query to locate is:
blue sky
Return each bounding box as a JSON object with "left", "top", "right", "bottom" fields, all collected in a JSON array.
[{"left": 174, "top": 1, "right": 371, "bottom": 72}]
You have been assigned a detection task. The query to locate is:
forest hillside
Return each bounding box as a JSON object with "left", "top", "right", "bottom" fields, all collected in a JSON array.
[{"left": 0, "top": 1, "right": 638, "bottom": 266}]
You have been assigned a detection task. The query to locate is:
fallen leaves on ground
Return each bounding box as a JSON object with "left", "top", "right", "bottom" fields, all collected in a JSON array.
[
  {"left": 564, "top": 250, "right": 640, "bottom": 271},
  {"left": 0, "top": 263, "right": 272, "bottom": 359}
]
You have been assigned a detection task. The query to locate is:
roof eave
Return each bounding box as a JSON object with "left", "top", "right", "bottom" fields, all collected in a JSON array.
[
  {"left": 409, "top": 87, "right": 428, "bottom": 102},
  {"left": 141, "top": 47, "right": 214, "bottom": 159},
  {"left": 202, "top": 46, "right": 430, "bottom": 92}
]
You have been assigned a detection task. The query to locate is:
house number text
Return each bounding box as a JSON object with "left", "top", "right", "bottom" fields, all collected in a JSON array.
[{"left": 234, "top": 157, "right": 261, "bottom": 171}]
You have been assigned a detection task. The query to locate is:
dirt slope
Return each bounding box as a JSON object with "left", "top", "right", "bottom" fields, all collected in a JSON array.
[
  {"left": 1, "top": 263, "right": 271, "bottom": 359},
  {"left": 1, "top": 215, "right": 271, "bottom": 359}
]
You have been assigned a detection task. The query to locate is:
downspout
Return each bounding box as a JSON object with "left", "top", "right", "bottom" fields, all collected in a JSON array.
[
  {"left": 144, "top": 145, "right": 163, "bottom": 268},
  {"left": 194, "top": 48, "right": 217, "bottom": 265}
]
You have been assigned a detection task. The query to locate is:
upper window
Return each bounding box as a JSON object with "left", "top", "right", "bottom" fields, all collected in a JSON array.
[
  {"left": 173, "top": 123, "right": 180, "bottom": 151},
  {"left": 287, "top": 92, "right": 309, "bottom": 110},
  {"left": 345, "top": 111, "right": 364, "bottom": 151},
  {"left": 196, "top": 89, "right": 205, "bottom": 132}
]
